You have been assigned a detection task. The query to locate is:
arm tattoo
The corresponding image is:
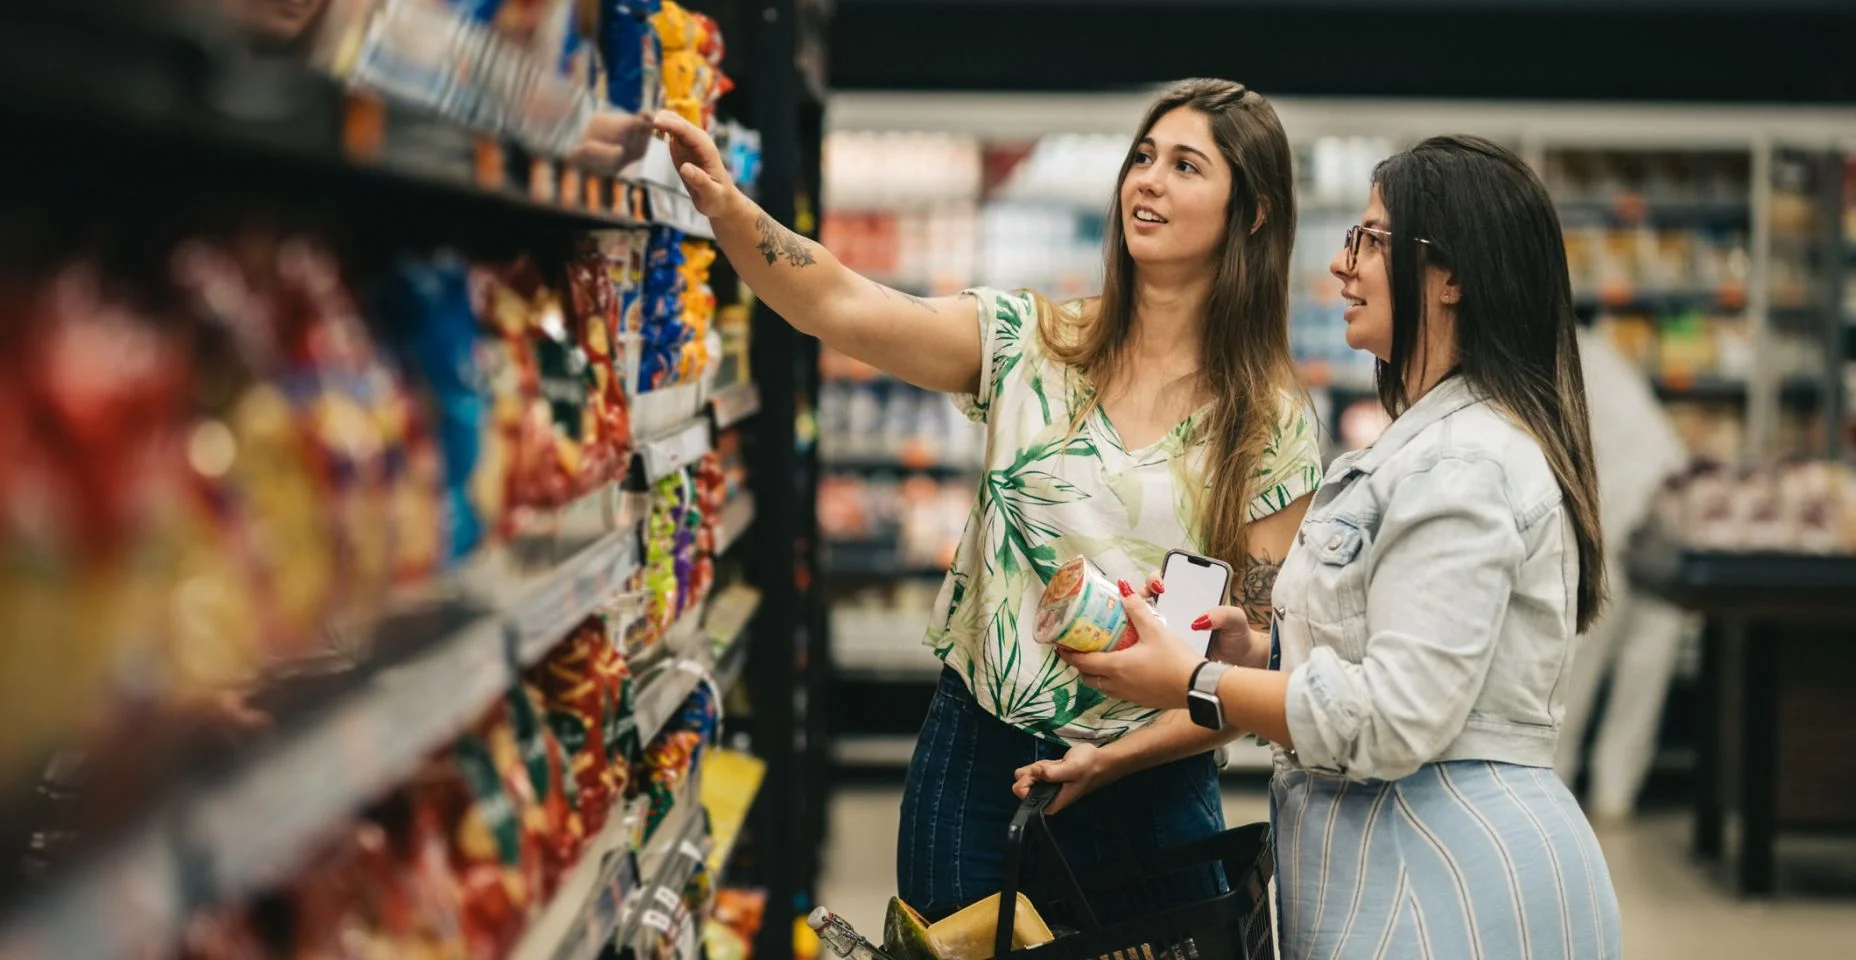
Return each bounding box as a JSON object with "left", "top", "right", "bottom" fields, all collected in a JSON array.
[
  {"left": 1240, "top": 550, "right": 1283, "bottom": 628},
  {"left": 753, "top": 212, "right": 818, "bottom": 267},
  {"left": 870, "top": 279, "right": 939, "bottom": 312}
]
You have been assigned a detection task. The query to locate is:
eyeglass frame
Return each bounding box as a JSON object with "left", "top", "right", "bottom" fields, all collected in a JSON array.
[{"left": 1343, "top": 224, "right": 1435, "bottom": 272}]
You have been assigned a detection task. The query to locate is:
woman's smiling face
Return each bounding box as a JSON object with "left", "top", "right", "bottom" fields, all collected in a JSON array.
[
  {"left": 1119, "top": 107, "right": 1232, "bottom": 270},
  {"left": 1331, "top": 186, "right": 1395, "bottom": 361}
]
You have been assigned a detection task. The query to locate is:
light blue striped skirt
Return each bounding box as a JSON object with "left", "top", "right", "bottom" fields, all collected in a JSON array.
[{"left": 1270, "top": 760, "right": 1622, "bottom": 960}]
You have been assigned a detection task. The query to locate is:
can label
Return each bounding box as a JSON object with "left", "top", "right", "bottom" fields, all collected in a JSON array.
[{"left": 1034, "top": 556, "right": 1134, "bottom": 653}]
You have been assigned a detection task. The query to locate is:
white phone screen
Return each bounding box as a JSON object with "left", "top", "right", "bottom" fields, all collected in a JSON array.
[{"left": 1154, "top": 551, "right": 1233, "bottom": 657}]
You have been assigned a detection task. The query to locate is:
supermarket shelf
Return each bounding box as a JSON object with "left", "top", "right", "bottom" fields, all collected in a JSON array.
[
  {"left": 1575, "top": 291, "right": 1744, "bottom": 314},
  {"left": 825, "top": 558, "right": 950, "bottom": 582},
  {"left": 832, "top": 733, "right": 920, "bottom": 768},
  {"left": 634, "top": 597, "right": 714, "bottom": 749},
  {"left": 823, "top": 455, "right": 983, "bottom": 478},
  {"left": 1651, "top": 376, "right": 1823, "bottom": 404},
  {"left": 632, "top": 382, "right": 708, "bottom": 437},
  {"left": 832, "top": 608, "right": 942, "bottom": 683},
  {"left": 1554, "top": 198, "right": 1751, "bottom": 228},
  {"left": 709, "top": 381, "right": 763, "bottom": 430},
  {"left": 639, "top": 138, "right": 716, "bottom": 240},
  {"left": 0, "top": 2, "right": 656, "bottom": 238},
  {"left": 185, "top": 614, "right": 512, "bottom": 901},
  {"left": 637, "top": 416, "right": 715, "bottom": 485},
  {"left": 619, "top": 783, "right": 712, "bottom": 953},
  {"left": 510, "top": 800, "right": 647, "bottom": 960},
  {"left": 701, "top": 749, "right": 767, "bottom": 875},
  {"left": 714, "top": 493, "right": 757, "bottom": 557},
  {"left": 506, "top": 523, "right": 646, "bottom": 664},
  {"left": 705, "top": 585, "right": 763, "bottom": 694}
]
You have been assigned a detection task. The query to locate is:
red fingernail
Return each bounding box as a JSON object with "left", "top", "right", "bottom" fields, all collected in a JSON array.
[
  {"left": 1191, "top": 615, "right": 1212, "bottom": 631},
  {"left": 1118, "top": 579, "right": 1134, "bottom": 597},
  {"left": 1151, "top": 578, "right": 1165, "bottom": 595}
]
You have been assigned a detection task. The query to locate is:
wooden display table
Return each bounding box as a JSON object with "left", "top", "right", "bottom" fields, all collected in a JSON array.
[{"left": 1629, "top": 544, "right": 1856, "bottom": 895}]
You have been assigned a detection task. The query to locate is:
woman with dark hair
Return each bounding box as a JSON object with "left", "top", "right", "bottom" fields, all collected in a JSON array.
[
  {"left": 1046, "top": 135, "right": 1624, "bottom": 956},
  {"left": 655, "top": 80, "right": 1322, "bottom": 922}
]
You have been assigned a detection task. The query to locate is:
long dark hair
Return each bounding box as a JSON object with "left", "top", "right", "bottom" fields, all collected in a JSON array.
[
  {"left": 1036, "top": 79, "right": 1300, "bottom": 572},
  {"left": 1371, "top": 135, "right": 1606, "bottom": 630}
]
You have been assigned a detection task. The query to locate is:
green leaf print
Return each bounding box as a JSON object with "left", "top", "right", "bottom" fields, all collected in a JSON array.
[
  {"left": 1105, "top": 470, "right": 1144, "bottom": 527},
  {"left": 990, "top": 298, "right": 1026, "bottom": 398}
]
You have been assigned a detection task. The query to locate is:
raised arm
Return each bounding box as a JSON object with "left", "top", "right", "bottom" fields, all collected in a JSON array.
[{"left": 654, "top": 112, "right": 982, "bottom": 395}]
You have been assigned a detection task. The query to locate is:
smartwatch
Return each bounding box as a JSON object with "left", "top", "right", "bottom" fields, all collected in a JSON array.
[{"left": 1187, "top": 661, "right": 1232, "bottom": 731}]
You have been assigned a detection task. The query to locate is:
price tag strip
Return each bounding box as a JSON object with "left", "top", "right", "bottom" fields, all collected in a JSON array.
[
  {"left": 508, "top": 805, "right": 642, "bottom": 960},
  {"left": 629, "top": 382, "right": 706, "bottom": 437},
  {"left": 511, "top": 524, "right": 643, "bottom": 664},
  {"left": 637, "top": 417, "right": 713, "bottom": 485},
  {"left": 708, "top": 381, "right": 761, "bottom": 431}
]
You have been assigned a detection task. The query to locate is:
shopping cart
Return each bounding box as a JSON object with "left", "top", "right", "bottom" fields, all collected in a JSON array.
[{"left": 992, "top": 782, "right": 1275, "bottom": 960}]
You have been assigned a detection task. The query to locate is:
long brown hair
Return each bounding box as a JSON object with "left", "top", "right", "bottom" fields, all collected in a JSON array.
[
  {"left": 1035, "top": 79, "right": 1300, "bottom": 572},
  {"left": 1372, "top": 135, "right": 1607, "bottom": 630}
]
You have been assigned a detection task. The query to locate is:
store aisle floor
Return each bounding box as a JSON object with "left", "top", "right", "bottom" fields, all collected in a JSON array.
[{"left": 817, "top": 784, "right": 1856, "bottom": 959}]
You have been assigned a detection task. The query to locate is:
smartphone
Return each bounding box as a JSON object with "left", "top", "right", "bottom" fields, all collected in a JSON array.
[{"left": 1155, "top": 549, "right": 1234, "bottom": 657}]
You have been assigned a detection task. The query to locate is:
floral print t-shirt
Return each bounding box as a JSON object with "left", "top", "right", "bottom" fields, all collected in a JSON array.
[{"left": 925, "top": 288, "right": 1325, "bottom": 746}]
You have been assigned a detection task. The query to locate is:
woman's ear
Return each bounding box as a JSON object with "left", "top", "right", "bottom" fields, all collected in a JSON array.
[
  {"left": 1439, "top": 273, "right": 1462, "bottom": 306},
  {"left": 1250, "top": 200, "right": 1268, "bottom": 236}
]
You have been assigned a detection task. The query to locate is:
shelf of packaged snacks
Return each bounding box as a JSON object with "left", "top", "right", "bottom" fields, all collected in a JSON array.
[
  {"left": 704, "top": 585, "right": 763, "bottom": 695},
  {"left": 501, "top": 515, "right": 649, "bottom": 665},
  {"left": 634, "top": 641, "right": 714, "bottom": 754},
  {"left": 709, "top": 381, "right": 763, "bottom": 431},
  {"left": 1650, "top": 375, "right": 1824, "bottom": 405},
  {"left": 700, "top": 749, "right": 767, "bottom": 876},
  {"left": 0, "top": 1, "right": 667, "bottom": 239},
  {"left": 1553, "top": 198, "right": 1752, "bottom": 229},
  {"left": 618, "top": 779, "right": 713, "bottom": 953},
  {"left": 714, "top": 493, "right": 758, "bottom": 558},
  {"left": 187, "top": 514, "right": 649, "bottom": 905},
  {"left": 510, "top": 796, "right": 651, "bottom": 960},
  {"left": 1574, "top": 291, "right": 1746, "bottom": 315}
]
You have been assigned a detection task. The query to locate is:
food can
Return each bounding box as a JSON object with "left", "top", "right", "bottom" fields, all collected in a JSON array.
[{"left": 1034, "top": 556, "right": 1135, "bottom": 653}]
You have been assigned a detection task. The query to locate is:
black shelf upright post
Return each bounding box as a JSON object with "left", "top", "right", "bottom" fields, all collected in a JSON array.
[{"left": 742, "top": 1, "right": 819, "bottom": 958}]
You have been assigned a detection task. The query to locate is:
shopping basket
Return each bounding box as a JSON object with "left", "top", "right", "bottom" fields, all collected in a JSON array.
[{"left": 993, "top": 782, "right": 1274, "bottom": 960}]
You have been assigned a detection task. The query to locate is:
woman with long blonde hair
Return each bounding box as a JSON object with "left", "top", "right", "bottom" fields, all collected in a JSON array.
[{"left": 656, "top": 78, "right": 1321, "bottom": 920}]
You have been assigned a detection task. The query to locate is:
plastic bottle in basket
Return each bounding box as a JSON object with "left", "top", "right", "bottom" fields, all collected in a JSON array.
[{"left": 807, "top": 906, "right": 896, "bottom": 960}]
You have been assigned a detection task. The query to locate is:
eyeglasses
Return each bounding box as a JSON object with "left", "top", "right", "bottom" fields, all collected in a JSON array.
[{"left": 1342, "top": 224, "right": 1434, "bottom": 272}]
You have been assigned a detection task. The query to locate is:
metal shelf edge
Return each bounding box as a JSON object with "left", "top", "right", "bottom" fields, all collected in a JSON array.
[
  {"left": 509, "top": 803, "right": 641, "bottom": 960},
  {"left": 615, "top": 784, "right": 709, "bottom": 952}
]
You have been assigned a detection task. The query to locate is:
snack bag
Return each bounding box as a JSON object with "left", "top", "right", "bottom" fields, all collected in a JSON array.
[
  {"left": 529, "top": 621, "right": 619, "bottom": 831},
  {"left": 601, "top": 0, "right": 663, "bottom": 113},
  {"left": 507, "top": 683, "right": 585, "bottom": 895}
]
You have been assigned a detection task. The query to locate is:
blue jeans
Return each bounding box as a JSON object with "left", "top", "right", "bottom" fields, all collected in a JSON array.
[{"left": 897, "top": 668, "right": 1227, "bottom": 926}]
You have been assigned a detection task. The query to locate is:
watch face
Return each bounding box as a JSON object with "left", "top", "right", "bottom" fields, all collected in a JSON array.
[{"left": 1188, "top": 691, "right": 1222, "bottom": 731}]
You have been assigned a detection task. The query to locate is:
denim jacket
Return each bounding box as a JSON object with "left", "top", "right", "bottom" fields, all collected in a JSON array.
[{"left": 1273, "top": 375, "right": 1578, "bottom": 782}]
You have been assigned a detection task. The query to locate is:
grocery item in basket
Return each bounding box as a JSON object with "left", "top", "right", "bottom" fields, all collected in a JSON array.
[
  {"left": 926, "top": 893, "right": 1055, "bottom": 960},
  {"left": 1034, "top": 556, "right": 1135, "bottom": 653},
  {"left": 882, "top": 897, "right": 935, "bottom": 960}
]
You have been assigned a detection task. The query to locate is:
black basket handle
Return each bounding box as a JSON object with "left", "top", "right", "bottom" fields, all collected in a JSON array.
[{"left": 997, "top": 782, "right": 1100, "bottom": 959}]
